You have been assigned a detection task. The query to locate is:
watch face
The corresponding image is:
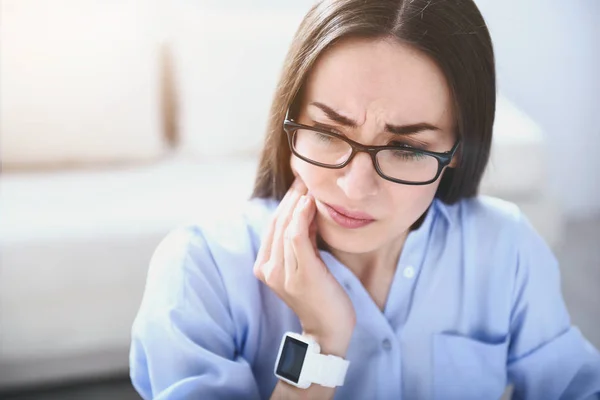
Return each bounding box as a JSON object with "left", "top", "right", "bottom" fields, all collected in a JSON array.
[{"left": 276, "top": 335, "right": 308, "bottom": 384}]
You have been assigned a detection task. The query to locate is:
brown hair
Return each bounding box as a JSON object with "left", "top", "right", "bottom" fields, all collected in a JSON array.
[{"left": 251, "top": 0, "right": 496, "bottom": 204}]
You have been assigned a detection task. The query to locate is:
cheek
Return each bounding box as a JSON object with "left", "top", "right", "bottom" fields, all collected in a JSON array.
[
  {"left": 290, "top": 156, "right": 302, "bottom": 178},
  {"left": 290, "top": 156, "right": 328, "bottom": 189}
]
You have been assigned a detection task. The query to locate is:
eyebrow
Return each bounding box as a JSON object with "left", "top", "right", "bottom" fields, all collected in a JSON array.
[{"left": 309, "top": 101, "right": 441, "bottom": 135}]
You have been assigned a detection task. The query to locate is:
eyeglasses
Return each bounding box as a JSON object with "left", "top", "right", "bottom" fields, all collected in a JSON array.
[{"left": 283, "top": 114, "right": 461, "bottom": 185}]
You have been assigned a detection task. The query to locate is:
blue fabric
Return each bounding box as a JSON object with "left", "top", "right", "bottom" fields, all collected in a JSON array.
[{"left": 130, "top": 196, "right": 600, "bottom": 399}]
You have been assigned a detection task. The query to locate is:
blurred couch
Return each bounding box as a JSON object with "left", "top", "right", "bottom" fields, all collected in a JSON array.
[{"left": 0, "top": 0, "right": 562, "bottom": 390}]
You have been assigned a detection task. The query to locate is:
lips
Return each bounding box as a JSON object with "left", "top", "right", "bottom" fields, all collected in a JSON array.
[
  {"left": 323, "top": 203, "right": 375, "bottom": 229},
  {"left": 326, "top": 204, "right": 375, "bottom": 221}
]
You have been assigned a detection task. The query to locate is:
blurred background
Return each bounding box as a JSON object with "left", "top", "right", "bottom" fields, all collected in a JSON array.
[{"left": 0, "top": 0, "right": 598, "bottom": 398}]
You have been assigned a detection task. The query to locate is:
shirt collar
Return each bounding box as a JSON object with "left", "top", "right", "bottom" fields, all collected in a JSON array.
[{"left": 432, "top": 197, "right": 452, "bottom": 227}]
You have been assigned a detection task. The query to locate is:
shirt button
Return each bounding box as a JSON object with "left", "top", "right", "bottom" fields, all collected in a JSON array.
[
  {"left": 403, "top": 266, "right": 415, "bottom": 279},
  {"left": 344, "top": 282, "right": 351, "bottom": 291},
  {"left": 381, "top": 338, "right": 392, "bottom": 351}
]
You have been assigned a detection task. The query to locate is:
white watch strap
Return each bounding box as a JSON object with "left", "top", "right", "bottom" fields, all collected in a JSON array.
[{"left": 303, "top": 352, "right": 350, "bottom": 388}]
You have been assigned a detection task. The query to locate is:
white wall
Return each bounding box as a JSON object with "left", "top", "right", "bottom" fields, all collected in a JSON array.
[
  {"left": 475, "top": 0, "right": 600, "bottom": 219},
  {"left": 203, "top": 0, "right": 600, "bottom": 219}
]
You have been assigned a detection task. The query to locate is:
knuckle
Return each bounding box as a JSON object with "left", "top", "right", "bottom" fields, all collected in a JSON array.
[
  {"left": 252, "top": 263, "right": 263, "bottom": 280},
  {"left": 285, "top": 224, "right": 302, "bottom": 243},
  {"left": 291, "top": 229, "right": 303, "bottom": 244},
  {"left": 263, "top": 269, "right": 274, "bottom": 285},
  {"left": 263, "top": 261, "right": 281, "bottom": 285},
  {"left": 283, "top": 276, "right": 299, "bottom": 294}
]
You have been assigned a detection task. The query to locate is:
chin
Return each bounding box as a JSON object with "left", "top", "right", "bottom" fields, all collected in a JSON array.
[{"left": 316, "top": 214, "right": 380, "bottom": 254}]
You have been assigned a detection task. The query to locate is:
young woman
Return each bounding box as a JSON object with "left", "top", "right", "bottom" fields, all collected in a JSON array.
[{"left": 130, "top": 0, "right": 600, "bottom": 398}]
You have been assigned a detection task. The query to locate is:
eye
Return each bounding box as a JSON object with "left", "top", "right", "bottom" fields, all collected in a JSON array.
[
  {"left": 314, "top": 132, "right": 332, "bottom": 142},
  {"left": 389, "top": 149, "right": 427, "bottom": 160},
  {"left": 312, "top": 122, "right": 344, "bottom": 136},
  {"left": 388, "top": 140, "right": 420, "bottom": 150}
]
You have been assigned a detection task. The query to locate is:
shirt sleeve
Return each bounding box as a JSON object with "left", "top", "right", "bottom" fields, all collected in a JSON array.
[
  {"left": 507, "top": 214, "right": 600, "bottom": 399},
  {"left": 129, "top": 226, "right": 262, "bottom": 400}
]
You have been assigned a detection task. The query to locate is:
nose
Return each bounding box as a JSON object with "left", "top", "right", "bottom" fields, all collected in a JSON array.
[{"left": 337, "top": 151, "right": 379, "bottom": 200}]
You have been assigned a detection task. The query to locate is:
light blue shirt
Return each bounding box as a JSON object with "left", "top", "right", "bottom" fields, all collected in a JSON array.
[{"left": 130, "top": 196, "right": 600, "bottom": 399}]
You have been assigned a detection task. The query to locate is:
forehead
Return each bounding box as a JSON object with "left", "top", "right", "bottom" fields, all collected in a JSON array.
[{"left": 302, "top": 37, "right": 453, "bottom": 126}]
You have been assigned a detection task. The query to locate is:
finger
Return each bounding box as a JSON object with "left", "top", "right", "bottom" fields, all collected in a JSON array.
[
  {"left": 283, "top": 196, "right": 311, "bottom": 291},
  {"left": 254, "top": 211, "right": 277, "bottom": 276},
  {"left": 269, "top": 178, "right": 307, "bottom": 264},
  {"left": 283, "top": 195, "right": 310, "bottom": 276},
  {"left": 290, "top": 195, "right": 319, "bottom": 274},
  {"left": 270, "top": 185, "right": 305, "bottom": 272},
  {"left": 255, "top": 178, "right": 305, "bottom": 270},
  {"left": 262, "top": 258, "right": 284, "bottom": 288},
  {"left": 253, "top": 216, "right": 276, "bottom": 281},
  {"left": 273, "top": 178, "right": 306, "bottom": 219},
  {"left": 258, "top": 179, "right": 307, "bottom": 285},
  {"left": 283, "top": 218, "right": 299, "bottom": 290},
  {"left": 304, "top": 191, "right": 319, "bottom": 252},
  {"left": 308, "top": 216, "right": 318, "bottom": 255}
]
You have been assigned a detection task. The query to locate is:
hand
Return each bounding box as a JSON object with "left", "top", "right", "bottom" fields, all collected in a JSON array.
[{"left": 253, "top": 178, "right": 356, "bottom": 356}]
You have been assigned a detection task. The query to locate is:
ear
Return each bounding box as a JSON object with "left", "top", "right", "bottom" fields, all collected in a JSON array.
[{"left": 448, "top": 156, "right": 458, "bottom": 168}]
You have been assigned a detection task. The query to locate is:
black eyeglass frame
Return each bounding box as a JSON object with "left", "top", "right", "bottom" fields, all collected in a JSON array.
[{"left": 283, "top": 112, "right": 461, "bottom": 186}]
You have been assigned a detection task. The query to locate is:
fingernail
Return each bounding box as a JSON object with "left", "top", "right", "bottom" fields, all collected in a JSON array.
[
  {"left": 300, "top": 195, "right": 308, "bottom": 207},
  {"left": 303, "top": 195, "right": 312, "bottom": 207}
]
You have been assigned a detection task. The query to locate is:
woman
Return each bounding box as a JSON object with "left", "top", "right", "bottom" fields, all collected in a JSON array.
[{"left": 130, "top": 0, "right": 600, "bottom": 399}]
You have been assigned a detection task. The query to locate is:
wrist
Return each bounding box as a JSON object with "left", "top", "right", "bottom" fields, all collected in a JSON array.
[
  {"left": 303, "top": 329, "right": 354, "bottom": 358},
  {"left": 274, "top": 331, "right": 351, "bottom": 391}
]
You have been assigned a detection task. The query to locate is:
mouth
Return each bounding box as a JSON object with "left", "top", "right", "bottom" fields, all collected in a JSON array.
[{"left": 323, "top": 203, "right": 376, "bottom": 229}]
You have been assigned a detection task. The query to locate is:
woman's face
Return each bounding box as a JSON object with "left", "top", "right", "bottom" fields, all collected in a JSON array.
[{"left": 290, "top": 37, "right": 457, "bottom": 255}]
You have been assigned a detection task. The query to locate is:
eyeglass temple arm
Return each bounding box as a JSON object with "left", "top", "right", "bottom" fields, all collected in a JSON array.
[{"left": 284, "top": 108, "right": 291, "bottom": 122}]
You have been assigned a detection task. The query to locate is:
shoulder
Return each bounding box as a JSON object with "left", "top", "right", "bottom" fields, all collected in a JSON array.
[
  {"left": 437, "top": 195, "right": 533, "bottom": 240},
  {"left": 437, "top": 195, "right": 558, "bottom": 284},
  {"left": 137, "top": 197, "right": 279, "bottom": 320},
  {"left": 435, "top": 195, "right": 552, "bottom": 264},
  {"left": 148, "top": 197, "right": 279, "bottom": 284},
  {"left": 440, "top": 195, "right": 522, "bottom": 227}
]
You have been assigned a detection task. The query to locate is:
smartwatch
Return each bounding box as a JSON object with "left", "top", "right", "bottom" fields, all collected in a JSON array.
[{"left": 274, "top": 331, "right": 350, "bottom": 389}]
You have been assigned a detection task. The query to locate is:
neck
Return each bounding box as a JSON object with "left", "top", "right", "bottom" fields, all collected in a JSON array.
[
  {"left": 324, "top": 230, "right": 409, "bottom": 283},
  {"left": 316, "top": 208, "right": 429, "bottom": 283}
]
